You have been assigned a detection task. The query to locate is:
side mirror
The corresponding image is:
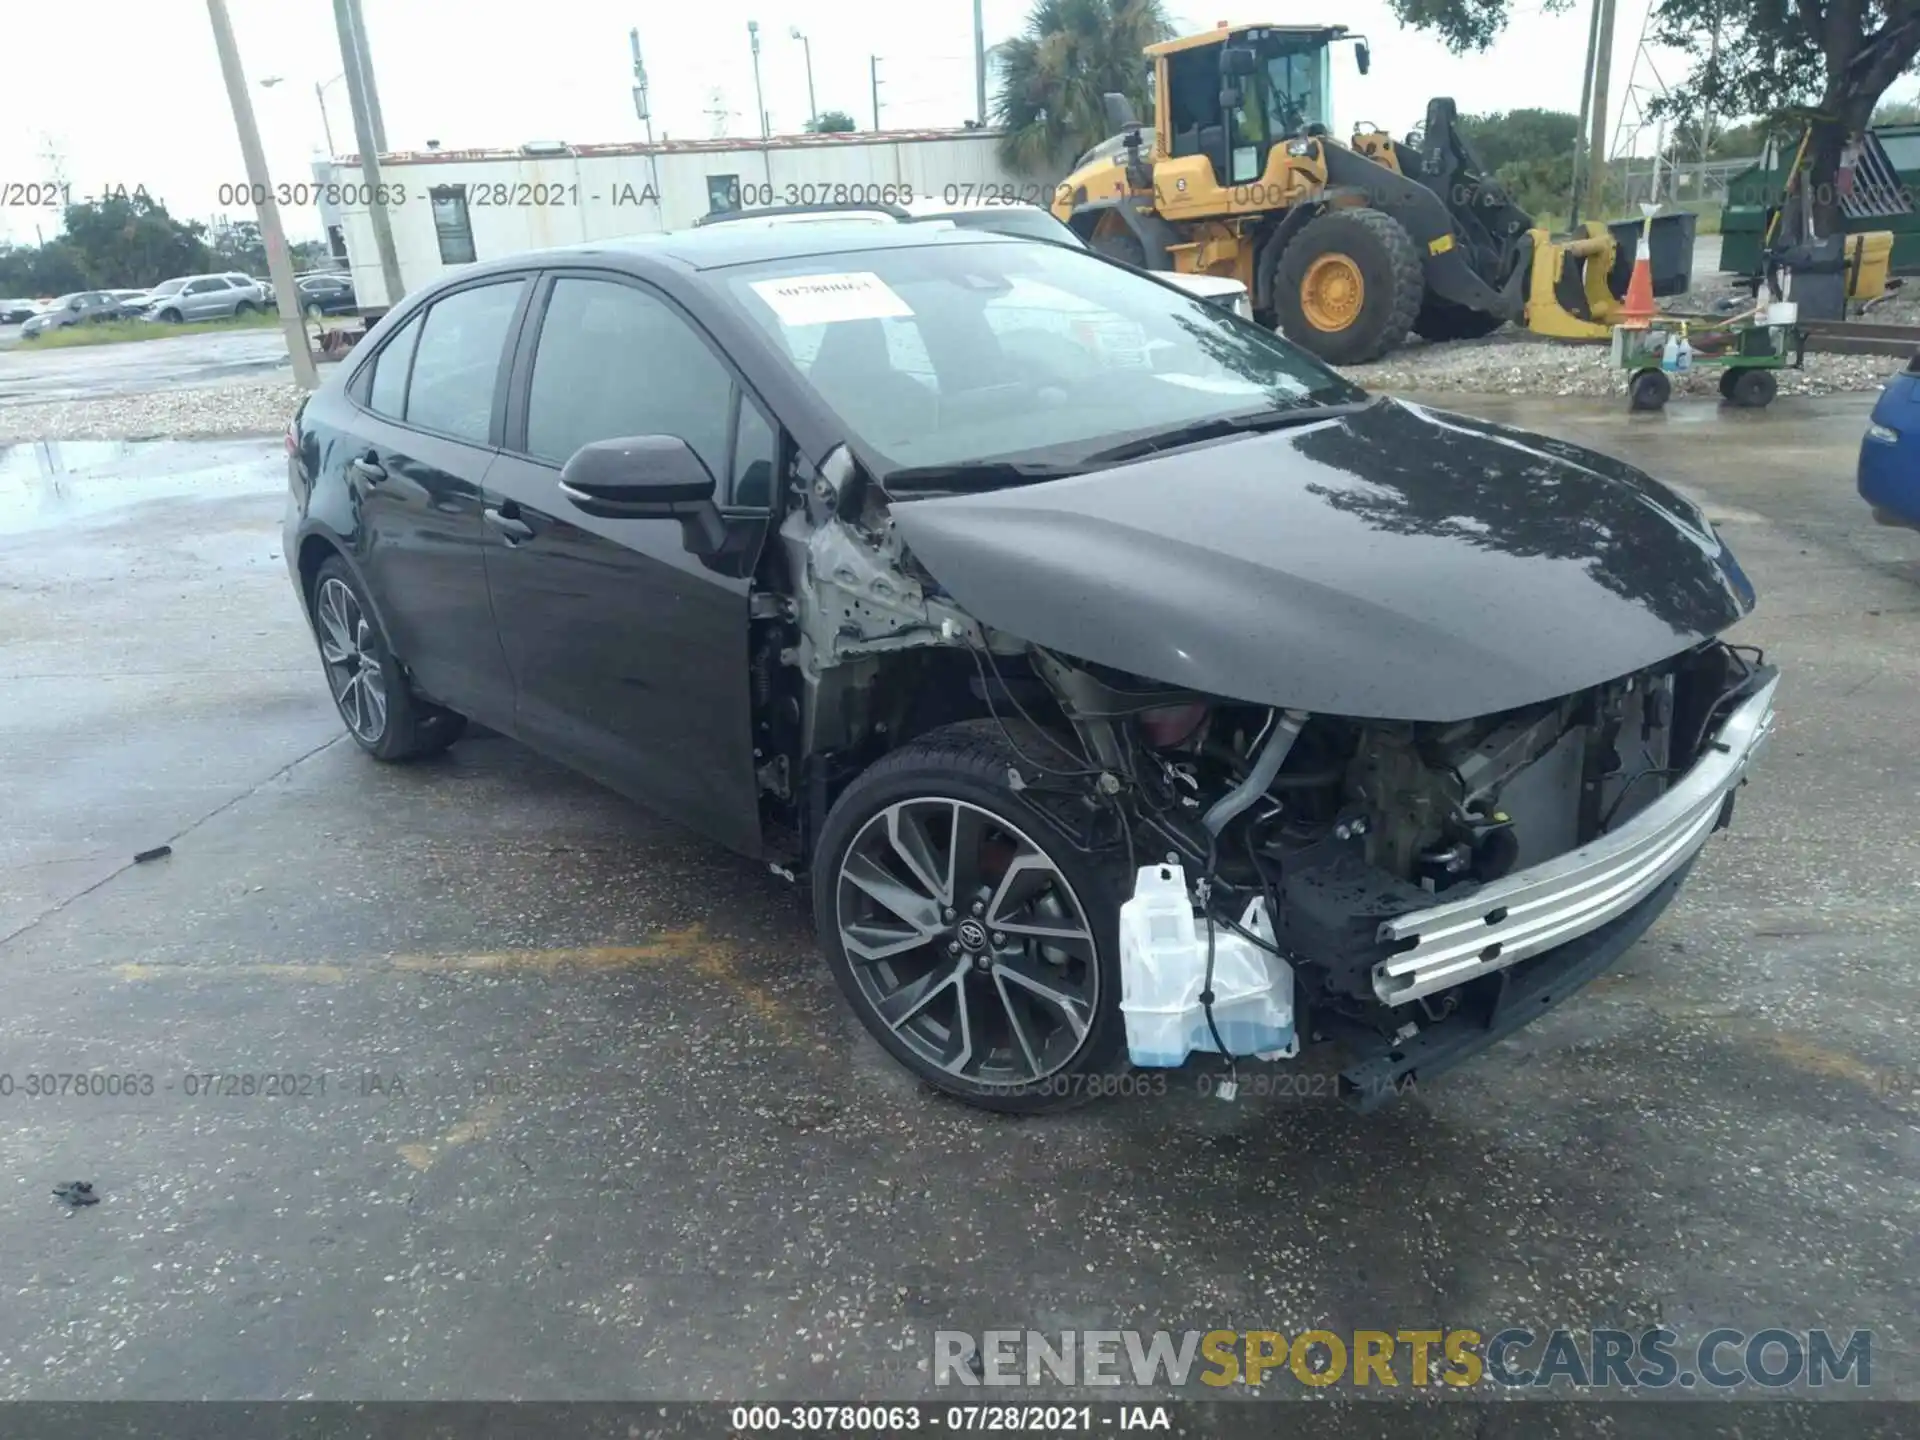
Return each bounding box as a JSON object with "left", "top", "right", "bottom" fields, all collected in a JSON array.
[
  {"left": 1220, "top": 45, "right": 1258, "bottom": 78},
  {"left": 1355, "top": 41, "right": 1370, "bottom": 75},
  {"left": 559, "top": 434, "right": 726, "bottom": 555},
  {"left": 1102, "top": 92, "right": 1139, "bottom": 132},
  {"left": 1219, "top": 86, "right": 1242, "bottom": 112}
]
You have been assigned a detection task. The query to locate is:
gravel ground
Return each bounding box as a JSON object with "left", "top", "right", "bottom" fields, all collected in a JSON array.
[
  {"left": 1345, "top": 328, "right": 1907, "bottom": 399},
  {"left": 0, "top": 379, "right": 307, "bottom": 444},
  {"left": 0, "top": 311, "right": 1909, "bottom": 444}
]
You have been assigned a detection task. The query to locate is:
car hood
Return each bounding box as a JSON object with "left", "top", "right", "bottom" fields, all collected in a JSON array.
[{"left": 886, "top": 397, "right": 1756, "bottom": 722}]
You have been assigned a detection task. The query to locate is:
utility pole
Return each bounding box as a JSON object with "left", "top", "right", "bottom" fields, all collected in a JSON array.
[
  {"left": 973, "top": 0, "right": 987, "bottom": 126},
  {"left": 1587, "top": 0, "right": 1619, "bottom": 216},
  {"left": 333, "top": 0, "right": 404, "bottom": 308},
  {"left": 1569, "top": 0, "right": 1602, "bottom": 225},
  {"left": 631, "top": 28, "right": 663, "bottom": 227},
  {"left": 870, "top": 56, "right": 882, "bottom": 131},
  {"left": 748, "top": 21, "right": 768, "bottom": 138},
  {"left": 343, "top": 0, "right": 388, "bottom": 154},
  {"left": 1698, "top": 2, "right": 1722, "bottom": 167},
  {"left": 204, "top": 0, "right": 318, "bottom": 389}
]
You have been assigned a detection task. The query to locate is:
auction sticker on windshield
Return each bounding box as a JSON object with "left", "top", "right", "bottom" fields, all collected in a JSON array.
[{"left": 749, "top": 272, "right": 914, "bottom": 326}]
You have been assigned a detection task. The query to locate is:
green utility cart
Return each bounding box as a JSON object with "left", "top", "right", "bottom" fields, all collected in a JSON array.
[{"left": 1613, "top": 317, "right": 1805, "bottom": 412}]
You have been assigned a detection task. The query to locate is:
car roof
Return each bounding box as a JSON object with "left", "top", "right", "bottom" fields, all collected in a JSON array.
[{"left": 453, "top": 221, "right": 1021, "bottom": 281}]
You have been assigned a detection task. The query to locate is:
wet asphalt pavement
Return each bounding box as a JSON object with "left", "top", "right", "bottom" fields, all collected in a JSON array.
[{"left": 0, "top": 397, "right": 1916, "bottom": 1414}]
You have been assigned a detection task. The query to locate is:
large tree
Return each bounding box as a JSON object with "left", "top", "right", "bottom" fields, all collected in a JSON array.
[
  {"left": 60, "top": 191, "right": 211, "bottom": 286},
  {"left": 993, "top": 0, "right": 1175, "bottom": 175},
  {"left": 1390, "top": 0, "right": 1920, "bottom": 230}
]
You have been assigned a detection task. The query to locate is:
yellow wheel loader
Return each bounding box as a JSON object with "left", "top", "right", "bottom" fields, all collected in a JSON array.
[{"left": 1052, "top": 23, "right": 1594, "bottom": 364}]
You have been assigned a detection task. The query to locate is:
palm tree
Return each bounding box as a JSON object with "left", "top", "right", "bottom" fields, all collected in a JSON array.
[{"left": 993, "top": 0, "right": 1175, "bottom": 176}]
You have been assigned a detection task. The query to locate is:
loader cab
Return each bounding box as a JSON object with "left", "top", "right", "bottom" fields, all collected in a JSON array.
[{"left": 1155, "top": 25, "right": 1342, "bottom": 187}]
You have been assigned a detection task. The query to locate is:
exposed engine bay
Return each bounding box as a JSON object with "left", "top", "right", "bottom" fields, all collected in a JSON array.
[{"left": 751, "top": 447, "right": 1774, "bottom": 1062}]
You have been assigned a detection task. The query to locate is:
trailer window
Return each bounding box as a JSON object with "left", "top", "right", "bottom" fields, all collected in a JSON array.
[{"left": 430, "top": 186, "right": 477, "bottom": 265}]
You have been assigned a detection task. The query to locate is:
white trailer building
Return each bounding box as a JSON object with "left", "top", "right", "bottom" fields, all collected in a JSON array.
[{"left": 328, "top": 128, "right": 1030, "bottom": 308}]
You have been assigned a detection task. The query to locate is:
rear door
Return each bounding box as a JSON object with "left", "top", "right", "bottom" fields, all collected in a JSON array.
[
  {"left": 343, "top": 276, "right": 530, "bottom": 728},
  {"left": 481, "top": 269, "right": 776, "bottom": 854}
]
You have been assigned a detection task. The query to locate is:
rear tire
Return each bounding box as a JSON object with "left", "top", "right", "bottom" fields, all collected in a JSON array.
[
  {"left": 812, "top": 720, "right": 1127, "bottom": 1114},
  {"left": 1411, "top": 293, "right": 1506, "bottom": 343},
  {"left": 1629, "top": 368, "right": 1671, "bottom": 411},
  {"left": 1730, "top": 368, "right": 1776, "bottom": 408},
  {"left": 1272, "top": 207, "right": 1424, "bottom": 365},
  {"left": 308, "top": 557, "right": 467, "bottom": 762}
]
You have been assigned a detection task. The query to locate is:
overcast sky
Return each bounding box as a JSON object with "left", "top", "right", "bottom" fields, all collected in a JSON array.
[{"left": 4, "top": 0, "right": 1892, "bottom": 250}]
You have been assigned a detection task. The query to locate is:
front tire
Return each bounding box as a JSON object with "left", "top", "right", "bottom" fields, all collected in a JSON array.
[
  {"left": 1271, "top": 207, "right": 1424, "bottom": 364},
  {"left": 813, "top": 721, "right": 1126, "bottom": 1114},
  {"left": 234, "top": 301, "right": 256, "bottom": 317},
  {"left": 309, "top": 557, "right": 466, "bottom": 761}
]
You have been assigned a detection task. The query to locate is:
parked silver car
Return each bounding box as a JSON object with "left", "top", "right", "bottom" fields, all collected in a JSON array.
[
  {"left": 20, "top": 290, "right": 125, "bottom": 338},
  {"left": 139, "top": 273, "right": 267, "bottom": 323}
]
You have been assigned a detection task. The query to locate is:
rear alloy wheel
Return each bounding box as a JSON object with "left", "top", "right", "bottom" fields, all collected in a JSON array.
[
  {"left": 1272, "top": 207, "right": 1424, "bottom": 365},
  {"left": 814, "top": 722, "right": 1125, "bottom": 1113},
  {"left": 310, "top": 557, "right": 466, "bottom": 761}
]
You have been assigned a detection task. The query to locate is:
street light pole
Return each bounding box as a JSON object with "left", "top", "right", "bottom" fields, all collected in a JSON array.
[
  {"left": 204, "top": 0, "right": 318, "bottom": 390},
  {"left": 790, "top": 27, "right": 816, "bottom": 124},
  {"left": 315, "top": 77, "right": 341, "bottom": 157}
]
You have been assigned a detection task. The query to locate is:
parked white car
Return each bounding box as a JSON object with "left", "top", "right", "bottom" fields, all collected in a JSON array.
[{"left": 695, "top": 196, "right": 1255, "bottom": 319}]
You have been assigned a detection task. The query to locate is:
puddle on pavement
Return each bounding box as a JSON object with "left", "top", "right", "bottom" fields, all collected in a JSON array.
[{"left": 0, "top": 438, "right": 285, "bottom": 536}]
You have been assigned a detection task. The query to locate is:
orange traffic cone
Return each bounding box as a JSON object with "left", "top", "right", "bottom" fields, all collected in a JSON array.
[
  {"left": 1619, "top": 204, "right": 1659, "bottom": 327},
  {"left": 1620, "top": 252, "right": 1656, "bottom": 326}
]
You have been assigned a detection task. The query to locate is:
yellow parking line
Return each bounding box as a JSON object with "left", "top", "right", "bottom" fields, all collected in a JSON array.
[{"left": 113, "top": 924, "right": 812, "bottom": 1046}]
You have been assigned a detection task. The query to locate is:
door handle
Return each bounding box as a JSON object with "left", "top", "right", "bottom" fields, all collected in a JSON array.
[
  {"left": 348, "top": 455, "right": 386, "bottom": 485},
  {"left": 484, "top": 507, "right": 535, "bottom": 544}
]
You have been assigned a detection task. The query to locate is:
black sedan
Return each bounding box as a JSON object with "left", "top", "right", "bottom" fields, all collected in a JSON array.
[
  {"left": 295, "top": 273, "right": 357, "bottom": 317},
  {"left": 284, "top": 224, "right": 1777, "bottom": 1113}
]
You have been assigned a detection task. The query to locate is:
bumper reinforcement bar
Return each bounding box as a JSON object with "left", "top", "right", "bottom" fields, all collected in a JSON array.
[{"left": 1372, "top": 668, "right": 1778, "bottom": 1007}]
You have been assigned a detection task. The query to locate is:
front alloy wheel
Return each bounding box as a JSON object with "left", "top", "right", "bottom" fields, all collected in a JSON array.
[{"left": 815, "top": 722, "right": 1125, "bottom": 1112}]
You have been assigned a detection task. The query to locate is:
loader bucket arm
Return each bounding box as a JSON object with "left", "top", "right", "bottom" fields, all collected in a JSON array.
[
  {"left": 1399, "top": 99, "right": 1536, "bottom": 293},
  {"left": 1317, "top": 135, "right": 1528, "bottom": 323}
]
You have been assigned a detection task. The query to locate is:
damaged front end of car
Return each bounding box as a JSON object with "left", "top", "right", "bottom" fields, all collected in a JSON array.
[{"left": 754, "top": 421, "right": 1777, "bottom": 1110}]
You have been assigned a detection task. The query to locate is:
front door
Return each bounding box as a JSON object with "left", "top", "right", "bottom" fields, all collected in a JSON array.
[
  {"left": 347, "top": 278, "right": 527, "bottom": 729},
  {"left": 483, "top": 271, "right": 773, "bottom": 855}
]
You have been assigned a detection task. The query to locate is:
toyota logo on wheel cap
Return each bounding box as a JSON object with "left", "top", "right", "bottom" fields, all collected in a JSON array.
[{"left": 957, "top": 919, "right": 989, "bottom": 952}]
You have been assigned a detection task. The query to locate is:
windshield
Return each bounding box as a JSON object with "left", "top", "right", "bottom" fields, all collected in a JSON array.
[
  {"left": 722, "top": 238, "right": 1361, "bottom": 474},
  {"left": 149, "top": 278, "right": 188, "bottom": 296}
]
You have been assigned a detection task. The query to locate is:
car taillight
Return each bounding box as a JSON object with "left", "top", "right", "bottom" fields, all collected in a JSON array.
[{"left": 285, "top": 420, "right": 298, "bottom": 456}]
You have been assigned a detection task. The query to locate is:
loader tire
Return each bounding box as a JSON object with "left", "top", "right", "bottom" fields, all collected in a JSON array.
[
  {"left": 1412, "top": 293, "right": 1506, "bottom": 343},
  {"left": 1272, "top": 208, "right": 1423, "bottom": 365}
]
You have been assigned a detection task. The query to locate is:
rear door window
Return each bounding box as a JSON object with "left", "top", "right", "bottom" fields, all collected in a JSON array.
[
  {"left": 365, "top": 313, "right": 422, "bottom": 419},
  {"left": 403, "top": 280, "right": 524, "bottom": 444}
]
